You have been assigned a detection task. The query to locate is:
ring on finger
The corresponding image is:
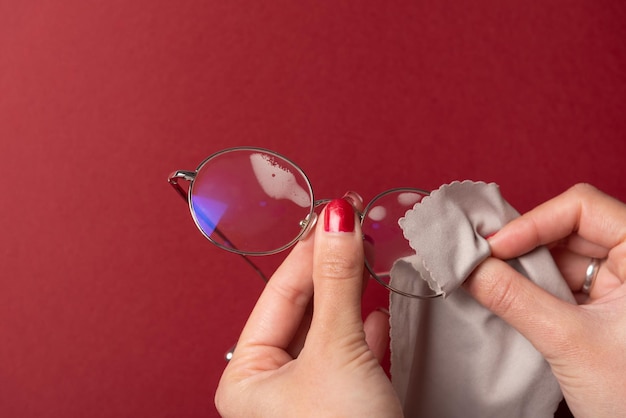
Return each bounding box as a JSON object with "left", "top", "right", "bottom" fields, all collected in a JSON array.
[{"left": 581, "top": 258, "right": 601, "bottom": 294}]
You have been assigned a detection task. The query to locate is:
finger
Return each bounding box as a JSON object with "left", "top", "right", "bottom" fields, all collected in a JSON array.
[
  {"left": 235, "top": 233, "right": 316, "bottom": 356},
  {"left": 285, "top": 301, "right": 313, "bottom": 358},
  {"left": 551, "top": 248, "right": 602, "bottom": 304},
  {"left": 363, "top": 309, "right": 390, "bottom": 364},
  {"left": 343, "top": 190, "right": 373, "bottom": 294},
  {"left": 464, "top": 258, "right": 578, "bottom": 359},
  {"left": 551, "top": 246, "right": 598, "bottom": 291},
  {"left": 551, "top": 246, "right": 625, "bottom": 303},
  {"left": 309, "top": 198, "right": 365, "bottom": 346},
  {"left": 287, "top": 191, "right": 373, "bottom": 358},
  {"left": 342, "top": 190, "right": 365, "bottom": 213},
  {"left": 597, "top": 241, "right": 626, "bottom": 297},
  {"left": 489, "top": 184, "right": 626, "bottom": 259},
  {"left": 239, "top": 191, "right": 368, "bottom": 360},
  {"left": 552, "top": 233, "right": 609, "bottom": 258}
]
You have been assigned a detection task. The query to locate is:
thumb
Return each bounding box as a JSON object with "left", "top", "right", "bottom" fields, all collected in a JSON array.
[
  {"left": 465, "top": 258, "right": 576, "bottom": 359},
  {"left": 309, "top": 198, "right": 365, "bottom": 346}
]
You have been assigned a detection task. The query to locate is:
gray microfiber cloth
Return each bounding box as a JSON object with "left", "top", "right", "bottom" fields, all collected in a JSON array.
[{"left": 389, "top": 181, "right": 575, "bottom": 418}]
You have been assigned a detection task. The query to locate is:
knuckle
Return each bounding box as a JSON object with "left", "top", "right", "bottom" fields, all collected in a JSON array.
[
  {"left": 567, "top": 182, "right": 599, "bottom": 198},
  {"left": 476, "top": 262, "right": 518, "bottom": 316},
  {"left": 469, "top": 259, "right": 524, "bottom": 319},
  {"left": 317, "top": 251, "right": 362, "bottom": 281},
  {"left": 268, "top": 279, "right": 311, "bottom": 309}
]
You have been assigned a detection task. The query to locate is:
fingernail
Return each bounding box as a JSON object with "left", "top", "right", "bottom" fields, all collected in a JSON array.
[
  {"left": 342, "top": 191, "right": 363, "bottom": 208},
  {"left": 376, "top": 307, "right": 390, "bottom": 316},
  {"left": 324, "top": 198, "right": 355, "bottom": 233}
]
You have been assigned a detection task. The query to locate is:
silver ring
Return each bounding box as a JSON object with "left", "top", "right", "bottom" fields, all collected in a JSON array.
[{"left": 582, "top": 258, "right": 601, "bottom": 294}]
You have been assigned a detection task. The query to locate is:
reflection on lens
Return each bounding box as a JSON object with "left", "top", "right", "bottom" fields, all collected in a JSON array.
[
  {"left": 362, "top": 188, "right": 439, "bottom": 298},
  {"left": 192, "top": 197, "right": 228, "bottom": 237},
  {"left": 249, "top": 153, "right": 312, "bottom": 208},
  {"left": 367, "top": 206, "right": 387, "bottom": 222},
  {"left": 397, "top": 192, "right": 424, "bottom": 206},
  {"left": 189, "top": 148, "right": 314, "bottom": 255}
]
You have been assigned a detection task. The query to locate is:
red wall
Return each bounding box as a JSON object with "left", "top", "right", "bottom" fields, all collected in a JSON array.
[{"left": 1, "top": 1, "right": 625, "bottom": 417}]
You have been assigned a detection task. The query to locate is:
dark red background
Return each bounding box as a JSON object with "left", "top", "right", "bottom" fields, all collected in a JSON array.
[{"left": 1, "top": 1, "right": 624, "bottom": 417}]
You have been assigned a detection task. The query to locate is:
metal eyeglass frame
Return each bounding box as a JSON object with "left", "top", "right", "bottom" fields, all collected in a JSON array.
[{"left": 168, "top": 146, "right": 442, "bottom": 300}]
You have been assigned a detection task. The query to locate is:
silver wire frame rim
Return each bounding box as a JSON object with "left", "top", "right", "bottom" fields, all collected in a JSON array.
[
  {"left": 362, "top": 187, "right": 443, "bottom": 299},
  {"left": 186, "top": 146, "right": 317, "bottom": 257}
]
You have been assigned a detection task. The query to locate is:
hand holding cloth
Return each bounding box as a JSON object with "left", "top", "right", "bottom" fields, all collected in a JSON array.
[{"left": 390, "top": 181, "right": 574, "bottom": 417}]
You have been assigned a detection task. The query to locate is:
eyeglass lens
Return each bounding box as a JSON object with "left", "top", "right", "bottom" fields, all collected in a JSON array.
[
  {"left": 190, "top": 148, "right": 314, "bottom": 255},
  {"left": 361, "top": 189, "right": 438, "bottom": 298}
]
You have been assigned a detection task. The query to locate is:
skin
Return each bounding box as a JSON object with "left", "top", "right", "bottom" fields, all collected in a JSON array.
[
  {"left": 466, "top": 183, "right": 626, "bottom": 418},
  {"left": 216, "top": 184, "right": 626, "bottom": 417},
  {"left": 215, "top": 193, "right": 402, "bottom": 418}
]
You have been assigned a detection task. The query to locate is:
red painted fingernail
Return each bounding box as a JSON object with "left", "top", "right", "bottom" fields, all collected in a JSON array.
[
  {"left": 342, "top": 191, "right": 363, "bottom": 208},
  {"left": 324, "top": 198, "right": 355, "bottom": 233}
]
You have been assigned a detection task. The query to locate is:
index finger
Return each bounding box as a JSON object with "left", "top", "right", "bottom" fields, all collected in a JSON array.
[
  {"left": 235, "top": 235, "right": 316, "bottom": 356},
  {"left": 489, "top": 184, "right": 626, "bottom": 259}
]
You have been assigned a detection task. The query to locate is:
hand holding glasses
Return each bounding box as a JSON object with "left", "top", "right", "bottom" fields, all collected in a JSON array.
[{"left": 168, "top": 147, "right": 440, "bottom": 299}]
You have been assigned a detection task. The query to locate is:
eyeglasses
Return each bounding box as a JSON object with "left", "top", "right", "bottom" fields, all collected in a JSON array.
[{"left": 168, "top": 147, "right": 440, "bottom": 299}]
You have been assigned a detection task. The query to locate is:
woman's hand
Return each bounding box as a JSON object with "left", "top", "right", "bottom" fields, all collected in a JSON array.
[
  {"left": 215, "top": 194, "right": 402, "bottom": 418},
  {"left": 465, "top": 183, "right": 626, "bottom": 418}
]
